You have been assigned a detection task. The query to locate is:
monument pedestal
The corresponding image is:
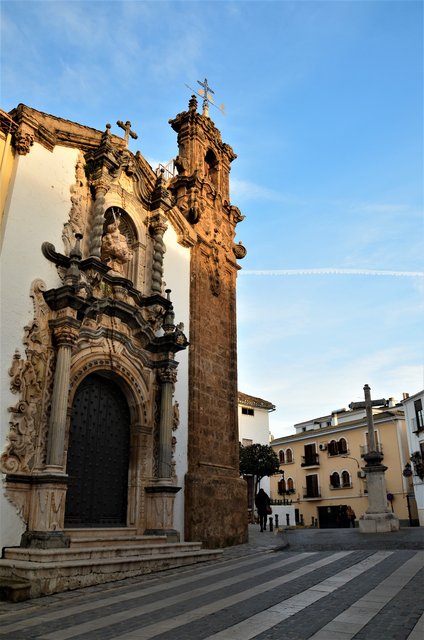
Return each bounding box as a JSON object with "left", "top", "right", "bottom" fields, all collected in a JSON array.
[
  {"left": 359, "top": 512, "right": 399, "bottom": 533},
  {"left": 144, "top": 481, "right": 181, "bottom": 542}
]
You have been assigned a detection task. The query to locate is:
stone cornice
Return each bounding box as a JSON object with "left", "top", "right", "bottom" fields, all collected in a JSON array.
[{"left": 9, "top": 104, "right": 125, "bottom": 153}]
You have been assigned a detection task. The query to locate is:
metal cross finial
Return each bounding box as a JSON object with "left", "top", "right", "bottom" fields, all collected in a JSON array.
[
  {"left": 197, "top": 78, "right": 215, "bottom": 115},
  {"left": 116, "top": 120, "right": 138, "bottom": 146}
]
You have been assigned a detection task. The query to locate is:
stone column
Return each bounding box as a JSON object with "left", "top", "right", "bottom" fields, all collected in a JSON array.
[
  {"left": 150, "top": 214, "right": 167, "bottom": 294},
  {"left": 45, "top": 322, "right": 79, "bottom": 471},
  {"left": 158, "top": 366, "right": 177, "bottom": 479},
  {"left": 89, "top": 182, "right": 108, "bottom": 258}
]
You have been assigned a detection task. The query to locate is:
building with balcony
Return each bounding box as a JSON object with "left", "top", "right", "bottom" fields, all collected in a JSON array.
[
  {"left": 402, "top": 390, "right": 424, "bottom": 525},
  {"left": 270, "top": 397, "right": 417, "bottom": 528}
]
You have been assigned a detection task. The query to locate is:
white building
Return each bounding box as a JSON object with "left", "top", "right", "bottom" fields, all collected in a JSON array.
[
  {"left": 238, "top": 391, "right": 275, "bottom": 514},
  {"left": 402, "top": 390, "right": 424, "bottom": 526}
]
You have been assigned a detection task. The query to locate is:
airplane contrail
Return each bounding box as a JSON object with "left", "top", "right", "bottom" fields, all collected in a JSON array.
[{"left": 239, "top": 268, "right": 424, "bottom": 277}]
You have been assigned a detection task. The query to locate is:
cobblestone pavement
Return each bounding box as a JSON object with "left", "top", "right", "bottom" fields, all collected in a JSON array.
[{"left": 0, "top": 526, "right": 422, "bottom": 640}]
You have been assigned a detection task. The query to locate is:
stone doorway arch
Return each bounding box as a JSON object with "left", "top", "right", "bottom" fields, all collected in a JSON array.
[{"left": 65, "top": 372, "right": 130, "bottom": 527}]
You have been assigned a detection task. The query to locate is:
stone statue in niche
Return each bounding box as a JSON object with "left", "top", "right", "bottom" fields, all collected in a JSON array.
[{"left": 101, "top": 219, "right": 133, "bottom": 275}]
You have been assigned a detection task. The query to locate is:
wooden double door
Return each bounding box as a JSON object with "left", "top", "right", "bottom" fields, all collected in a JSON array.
[{"left": 65, "top": 373, "right": 130, "bottom": 527}]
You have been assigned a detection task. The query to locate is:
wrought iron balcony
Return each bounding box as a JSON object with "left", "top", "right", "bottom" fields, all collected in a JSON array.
[
  {"left": 301, "top": 453, "right": 320, "bottom": 467},
  {"left": 302, "top": 487, "right": 321, "bottom": 499}
]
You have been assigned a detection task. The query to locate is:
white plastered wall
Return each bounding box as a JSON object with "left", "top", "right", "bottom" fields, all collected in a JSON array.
[
  {"left": 0, "top": 143, "right": 79, "bottom": 547},
  {"left": 239, "top": 407, "right": 271, "bottom": 495},
  {"left": 162, "top": 224, "right": 190, "bottom": 538}
]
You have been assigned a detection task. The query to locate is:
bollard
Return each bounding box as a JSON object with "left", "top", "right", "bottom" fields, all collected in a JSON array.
[
  {"left": 275, "top": 514, "right": 279, "bottom": 528},
  {"left": 269, "top": 516, "right": 273, "bottom": 532},
  {"left": 286, "top": 513, "right": 290, "bottom": 526},
  {"left": 300, "top": 514, "right": 304, "bottom": 526}
]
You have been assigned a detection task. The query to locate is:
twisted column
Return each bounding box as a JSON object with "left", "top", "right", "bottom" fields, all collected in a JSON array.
[
  {"left": 89, "top": 183, "right": 108, "bottom": 258},
  {"left": 150, "top": 215, "right": 167, "bottom": 294},
  {"left": 46, "top": 324, "right": 79, "bottom": 470}
]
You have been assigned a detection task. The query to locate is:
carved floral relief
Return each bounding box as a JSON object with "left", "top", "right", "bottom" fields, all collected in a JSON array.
[{"left": 0, "top": 280, "right": 54, "bottom": 474}]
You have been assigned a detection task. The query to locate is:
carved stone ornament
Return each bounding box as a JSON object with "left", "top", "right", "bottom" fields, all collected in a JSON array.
[
  {"left": 62, "top": 153, "right": 89, "bottom": 255},
  {"left": 1, "top": 280, "right": 54, "bottom": 474},
  {"left": 101, "top": 220, "right": 133, "bottom": 275},
  {"left": 232, "top": 241, "right": 247, "bottom": 260},
  {"left": 158, "top": 366, "right": 178, "bottom": 386},
  {"left": 13, "top": 126, "right": 34, "bottom": 155}
]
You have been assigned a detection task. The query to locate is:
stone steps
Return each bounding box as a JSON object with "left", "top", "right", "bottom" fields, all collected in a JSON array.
[
  {"left": 0, "top": 540, "right": 223, "bottom": 600},
  {"left": 4, "top": 541, "right": 204, "bottom": 562},
  {"left": 67, "top": 529, "right": 168, "bottom": 548}
]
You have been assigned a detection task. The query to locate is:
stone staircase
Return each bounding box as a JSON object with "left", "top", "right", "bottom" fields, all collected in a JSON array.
[{"left": 0, "top": 529, "right": 223, "bottom": 601}]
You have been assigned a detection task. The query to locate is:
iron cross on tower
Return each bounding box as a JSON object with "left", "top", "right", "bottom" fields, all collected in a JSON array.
[
  {"left": 197, "top": 78, "right": 215, "bottom": 116},
  {"left": 116, "top": 120, "right": 138, "bottom": 146}
]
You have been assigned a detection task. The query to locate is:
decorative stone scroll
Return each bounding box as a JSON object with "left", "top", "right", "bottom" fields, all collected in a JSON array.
[{"left": 1, "top": 280, "right": 54, "bottom": 474}]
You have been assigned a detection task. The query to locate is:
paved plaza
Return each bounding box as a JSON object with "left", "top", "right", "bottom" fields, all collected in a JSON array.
[{"left": 0, "top": 525, "right": 422, "bottom": 640}]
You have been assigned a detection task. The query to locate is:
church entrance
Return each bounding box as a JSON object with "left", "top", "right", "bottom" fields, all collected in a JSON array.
[{"left": 65, "top": 373, "right": 130, "bottom": 527}]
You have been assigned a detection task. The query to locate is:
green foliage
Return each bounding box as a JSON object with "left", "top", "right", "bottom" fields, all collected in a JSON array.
[{"left": 239, "top": 442, "right": 280, "bottom": 489}]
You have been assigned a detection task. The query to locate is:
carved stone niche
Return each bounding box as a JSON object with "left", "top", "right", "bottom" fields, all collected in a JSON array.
[{"left": 101, "top": 207, "right": 137, "bottom": 281}]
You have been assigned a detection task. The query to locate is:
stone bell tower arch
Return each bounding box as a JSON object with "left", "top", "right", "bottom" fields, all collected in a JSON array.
[{"left": 169, "top": 94, "right": 248, "bottom": 547}]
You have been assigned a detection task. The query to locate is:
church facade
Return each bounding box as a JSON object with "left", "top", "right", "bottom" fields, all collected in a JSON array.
[{"left": 0, "top": 96, "right": 247, "bottom": 594}]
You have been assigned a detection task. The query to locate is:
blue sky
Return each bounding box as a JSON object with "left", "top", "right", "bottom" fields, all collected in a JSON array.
[{"left": 1, "top": 0, "right": 423, "bottom": 436}]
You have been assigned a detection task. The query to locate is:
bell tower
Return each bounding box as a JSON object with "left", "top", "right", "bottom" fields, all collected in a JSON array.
[{"left": 169, "top": 94, "right": 248, "bottom": 547}]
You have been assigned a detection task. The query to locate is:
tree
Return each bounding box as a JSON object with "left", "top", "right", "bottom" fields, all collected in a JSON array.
[{"left": 239, "top": 442, "right": 280, "bottom": 495}]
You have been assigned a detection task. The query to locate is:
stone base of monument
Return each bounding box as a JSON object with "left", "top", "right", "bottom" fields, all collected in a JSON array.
[{"left": 359, "top": 512, "right": 400, "bottom": 533}]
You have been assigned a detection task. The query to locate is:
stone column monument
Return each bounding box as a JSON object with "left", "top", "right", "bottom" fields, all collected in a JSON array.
[{"left": 350, "top": 384, "right": 400, "bottom": 533}]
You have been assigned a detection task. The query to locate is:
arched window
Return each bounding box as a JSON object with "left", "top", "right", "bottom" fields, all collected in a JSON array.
[
  {"left": 328, "top": 440, "right": 338, "bottom": 456},
  {"left": 341, "top": 470, "right": 351, "bottom": 487},
  {"left": 338, "top": 438, "right": 348, "bottom": 454},
  {"left": 278, "top": 477, "right": 286, "bottom": 495},
  {"left": 287, "top": 477, "right": 295, "bottom": 493},
  {"left": 330, "top": 471, "right": 340, "bottom": 488},
  {"left": 279, "top": 450, "right": 285, "bottom": 464},
  {"left": 286, "top": 448, "right": 293, "bottom": 463},
  {"left": 204, "top": 149, "right": 218, "bottom": 187}
]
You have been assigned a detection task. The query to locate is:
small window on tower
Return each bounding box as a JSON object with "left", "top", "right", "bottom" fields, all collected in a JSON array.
[
  {"left": 242, "top": 407, "right": 254, "bottom": 416},
  {"left": 204, "top": 148, "right": 218, "bottom": 187}
]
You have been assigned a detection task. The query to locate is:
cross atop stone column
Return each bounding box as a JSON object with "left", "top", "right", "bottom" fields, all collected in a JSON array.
[
  {"left": 349, "top": 384, "right": 386, "bottom": 454},
  {"left": 116, "top": 120, "right": 138, "bottom": 146},
  {"left": 350, "top": 384, "right": 399, "bottom": 533}
]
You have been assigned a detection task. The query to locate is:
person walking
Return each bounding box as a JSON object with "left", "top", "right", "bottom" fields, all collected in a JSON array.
[
  {"left": 255, "top": 488, "right": 271, "bottom": 532},
  {"left": 346, "top": 506, "right": 356, "bottom": 528}
]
